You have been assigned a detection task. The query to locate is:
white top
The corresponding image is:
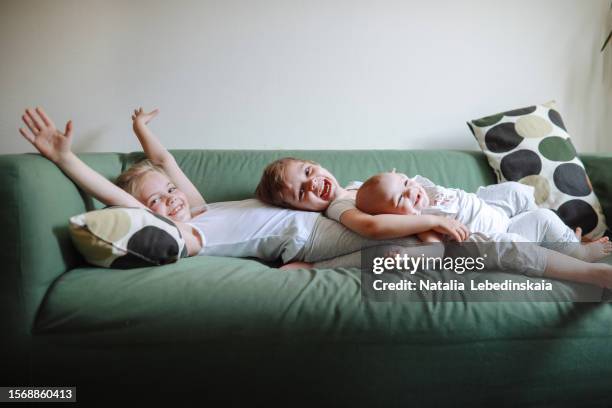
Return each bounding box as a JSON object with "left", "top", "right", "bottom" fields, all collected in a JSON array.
[
  {"left": 187, "top": 199, "right": 320, "bottom": 263},
  {"left": 415, "top": 175, "right": 510, "bottom": 234}
]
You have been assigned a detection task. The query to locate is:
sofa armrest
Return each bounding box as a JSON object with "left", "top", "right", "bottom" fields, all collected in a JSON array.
[
  {"left": 581, "top": 154, "right": 612, "bottom": 228},
  {"left": 0, "top": 153, "right": 125, "bottom": 381}
]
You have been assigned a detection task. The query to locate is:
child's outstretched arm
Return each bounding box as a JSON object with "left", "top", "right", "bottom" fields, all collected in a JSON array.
[
  {"left": 131, "top": 108, "right": 206, "bottom": 215},
  {"left": 340, "top": 209, "right": 469, "bottom": 241},
  {"left": 417, "top": 230, "right": 444, "bottom": 243},
  {"left": 19, "top": 107, "right": 144, "bottom": 208}
]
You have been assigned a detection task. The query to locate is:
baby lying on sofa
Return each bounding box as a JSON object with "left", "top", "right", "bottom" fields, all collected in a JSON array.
[
  {"left": 355, "top": 171, "right": 611, "bottom": 262},
  {"left": 256, "top": 157, "right": 612, "bottom": 288}
]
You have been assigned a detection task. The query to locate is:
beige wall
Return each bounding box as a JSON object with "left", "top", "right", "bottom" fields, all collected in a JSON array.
[{"left": 1, "top": 0, "right": 611, "bottom": 154}]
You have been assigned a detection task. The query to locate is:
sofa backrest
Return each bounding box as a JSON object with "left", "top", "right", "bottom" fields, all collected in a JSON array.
[{"left": 168, "top": 149, "right": 498, "bottom": 202}]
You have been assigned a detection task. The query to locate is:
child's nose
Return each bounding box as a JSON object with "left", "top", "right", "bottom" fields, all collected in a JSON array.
[{"left": 308, "top": 178, "right": 319, "bottom": 191}]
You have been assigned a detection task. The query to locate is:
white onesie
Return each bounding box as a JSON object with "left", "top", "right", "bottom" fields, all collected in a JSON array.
[{"left": 326, "top": 176, "right": 578, "bottom": 244}]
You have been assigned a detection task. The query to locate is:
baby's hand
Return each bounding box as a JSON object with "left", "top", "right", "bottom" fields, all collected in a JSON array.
[
  {"left": 131, "top": 107, "right": 159, "bottom": 126},
  {"left": 432, "top": 217, "right": 470, "bottom": 242},
  {"left": 19, "top": 107, "right": 73, "bottom": 164}
]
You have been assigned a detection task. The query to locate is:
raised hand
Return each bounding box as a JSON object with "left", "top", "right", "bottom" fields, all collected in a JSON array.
[
  {"left": 129, "top": 105, "right": 208, "bottom": 214},
  {"left": 19, "top": 107, "right": 73, "bottom": 164},
  {"left": 131, "top": 107, "right": 159, "bottom": 126}
]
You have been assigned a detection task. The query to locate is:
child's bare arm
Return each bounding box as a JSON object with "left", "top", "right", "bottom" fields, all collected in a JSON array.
[
  {"left": 340, "top": 209, "right": 469, "bottom": 241},
  {"left": 280, "top": 261, "right": 314, "bottom": 270},
  {"left": 20, "top": 107, "right": 143, "bottom": 208},
  {"left": 417, "top": 230, "right": 444, "bottom": 243},
  {"left": 131, "top": 108, "right": 206, "bottom": 214}
]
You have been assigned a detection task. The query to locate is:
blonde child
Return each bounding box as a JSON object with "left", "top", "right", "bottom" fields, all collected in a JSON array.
[
  {"left": 19, "top": 107, "right": 326, "bottom": 263},
  {"left": 20, "top": 107, "right": 206, "bottom": 255}
]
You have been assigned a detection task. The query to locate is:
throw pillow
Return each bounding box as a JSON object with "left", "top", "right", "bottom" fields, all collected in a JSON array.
[
  {"left": 69, "top": 207, "right": 188, "bottom": 268},
  {"left": 468, "top": 101, "right": 608, "bottom": 239}
]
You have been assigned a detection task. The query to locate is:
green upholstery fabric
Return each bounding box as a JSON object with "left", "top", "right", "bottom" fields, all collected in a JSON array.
[{"left": 1, "top": 150, "right": 611, "bottom": 406}]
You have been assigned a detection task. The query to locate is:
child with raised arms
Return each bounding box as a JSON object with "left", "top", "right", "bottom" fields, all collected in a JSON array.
[{"left": 19, "top": 107, "right": 206, "bottom": 255}]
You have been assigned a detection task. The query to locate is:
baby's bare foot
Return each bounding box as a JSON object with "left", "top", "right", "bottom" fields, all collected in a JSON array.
[{"left": 578, "top": 237, "right": 612, "bottom": 262}]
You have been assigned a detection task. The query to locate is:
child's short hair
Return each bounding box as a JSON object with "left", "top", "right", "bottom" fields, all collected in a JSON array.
[
  {"left": 116, "top": 159, "right": 167, "bottom": 196},
  {"left": 255, "top": 157, "right": 317, "bottom": 207}
]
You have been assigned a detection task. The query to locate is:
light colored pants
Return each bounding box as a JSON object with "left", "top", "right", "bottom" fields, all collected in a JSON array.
[{"left": 476, "top": 182, "right": 578, "bottom": 244}]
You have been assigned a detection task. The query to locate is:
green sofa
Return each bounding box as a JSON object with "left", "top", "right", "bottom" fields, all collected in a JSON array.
[{"left": 2, "top": 150, "right": 612, "bottom": 407}]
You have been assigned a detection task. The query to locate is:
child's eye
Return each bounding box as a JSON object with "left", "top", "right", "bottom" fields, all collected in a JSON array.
[
  {"left": 404, "top": 180, "right": 408, "bottom": 187},
  {"left": 151, "top": 197, "right": 160, "bottom": 206},
  {"left": 305, "top": 166, "right": 311, "bottom": 176},
  {"left": 299, "top": 188, "right": 305, "bottom": 200},
  {"left": 168, "top": 186, "right": 176, "bottom": 193}
]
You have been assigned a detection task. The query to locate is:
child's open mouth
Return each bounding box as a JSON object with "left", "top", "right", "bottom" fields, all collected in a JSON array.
[
  {"left": 169, "top": 203, "right": 184, "bottom": 217},
  {"left": 320, "top": 179, "right": 332, "bottom": 201}
]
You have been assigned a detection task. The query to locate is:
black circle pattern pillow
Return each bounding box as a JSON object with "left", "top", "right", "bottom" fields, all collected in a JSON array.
[
  {"left": 69, "top": 207, "right": 188, "bottom": 268},
  {"left": 468, "top": 101, "right": 608, "bottom": 239}
]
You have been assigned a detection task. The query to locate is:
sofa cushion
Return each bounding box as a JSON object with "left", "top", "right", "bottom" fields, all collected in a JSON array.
[
  {"left": 468, "top": 102, "right": 608, "bottom": 239},
  {"left": 34, "top": 255, "right": 609, "bottom": 342},
  {"left": 69, "top": 207, "right": 187, "bottom": 269}
]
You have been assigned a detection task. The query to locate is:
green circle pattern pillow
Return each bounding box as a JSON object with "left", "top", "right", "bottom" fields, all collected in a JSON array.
[{"left": 468, "top": 101, "right": 608, "bottom": 239}]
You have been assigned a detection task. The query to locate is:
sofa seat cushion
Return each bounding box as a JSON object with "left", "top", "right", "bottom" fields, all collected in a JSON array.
[{"left": 35, "top": 256, "right": 612, "bottom": 345}]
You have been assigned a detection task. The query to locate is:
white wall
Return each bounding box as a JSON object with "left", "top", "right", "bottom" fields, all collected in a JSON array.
[{"left": 1, "top": 0, "right": 611, "bottom": 154}]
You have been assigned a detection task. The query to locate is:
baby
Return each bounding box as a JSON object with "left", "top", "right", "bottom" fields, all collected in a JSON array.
[{"left": 355, "top": 171, "right": 612, "bottom": 262}]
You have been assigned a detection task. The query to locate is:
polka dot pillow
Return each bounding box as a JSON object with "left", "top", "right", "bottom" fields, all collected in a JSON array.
[
  {"left": 467, "top": 101, "right": 608, "bottom": 239},
  {"left": 69, "top": 207, "right": 188, "bottom": 268}
]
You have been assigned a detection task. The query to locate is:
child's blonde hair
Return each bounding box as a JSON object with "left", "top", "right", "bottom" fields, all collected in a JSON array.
[
  {"left": 116, "top": 159, "right": 168, "bottom": 196},
  {"left": 255, "top": 157, "right": 318, "bottom": 207}
]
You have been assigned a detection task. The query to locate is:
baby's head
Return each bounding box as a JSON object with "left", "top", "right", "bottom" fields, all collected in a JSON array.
[
  {"left": 255, "top": 157, "right": 340, "bottom": 212},
  {"left": 116, "top": 159, "right": 191, "bottom": 222},
  {"left": 356, "top": 171, "right": 430, "bottom": 215}
]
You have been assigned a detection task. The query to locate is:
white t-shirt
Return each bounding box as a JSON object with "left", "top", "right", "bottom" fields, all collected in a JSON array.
[
  {"left": 325, "top": 176, "right": 515, "bottom": 236},
  {"left": 415, "top": 175, "right": 511, "bottom": 234},
  {"left": 188, "top": 199, "right": 320, "bottom": 263}
]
